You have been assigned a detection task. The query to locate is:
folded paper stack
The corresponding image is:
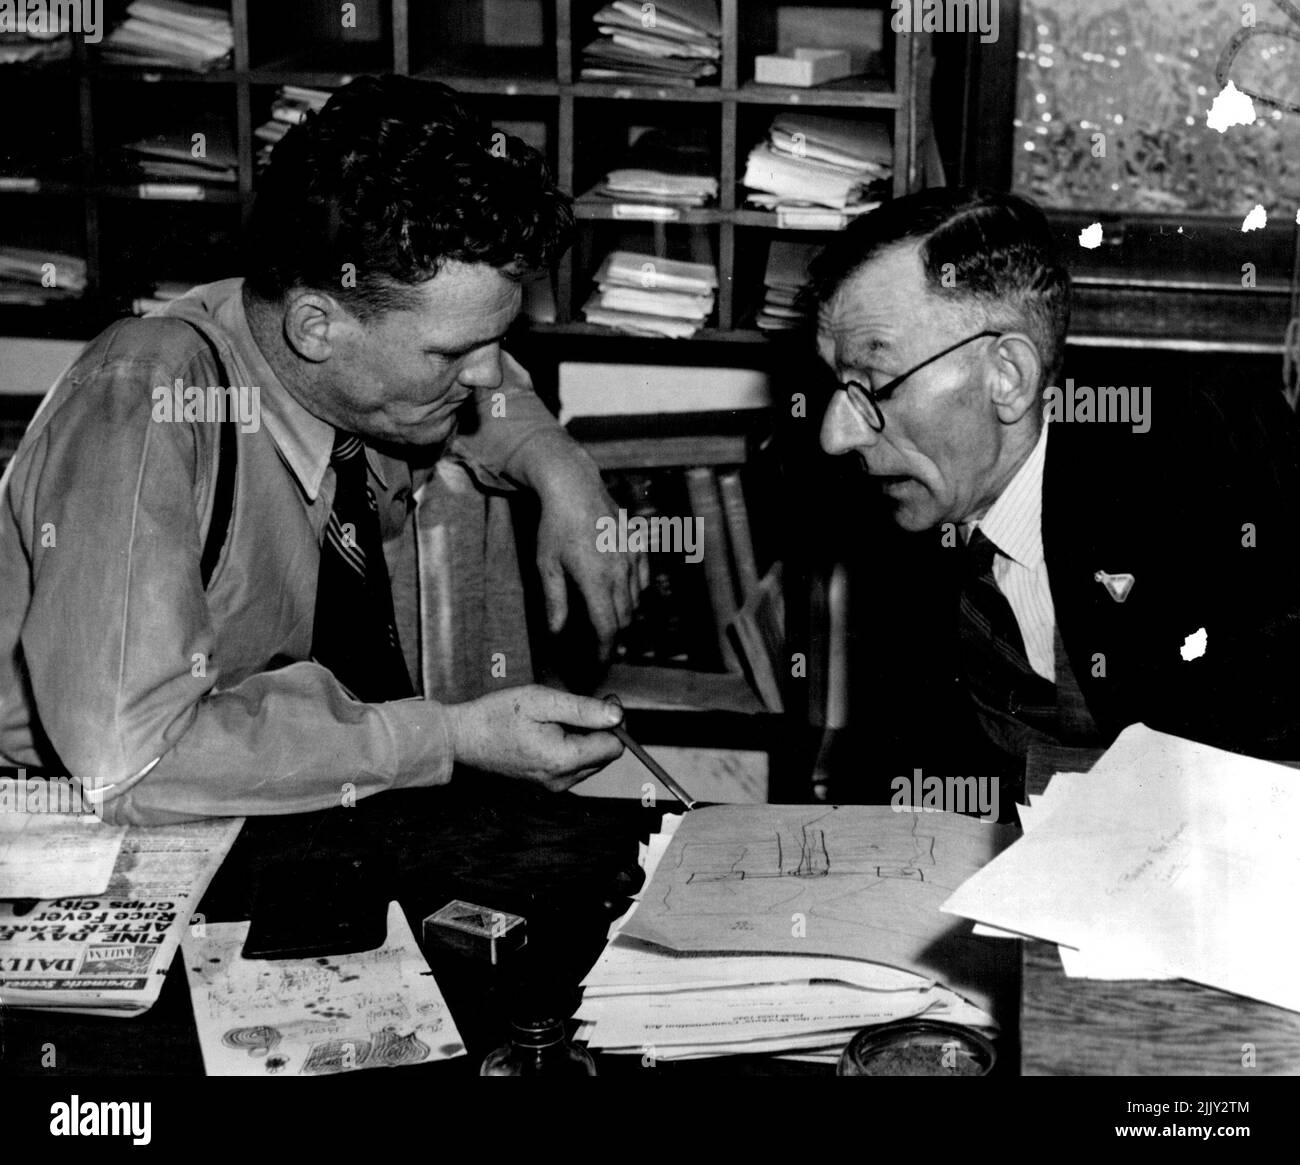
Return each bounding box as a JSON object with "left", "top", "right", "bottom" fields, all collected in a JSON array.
[
  {"left": 101, "top": 0, "right": 233, "bottom": 71},
  {"left": 743, "top": 113, "right": 891, "bottom": 228},
  {"left": 577, "top": 805, "right": 1008, "bottom": 1063},
  {"left": 583, "top": 250, "right": 718, "bottom": 338},
  {"left": 580, "top": 0, "right": 720, "bottom": 87}
]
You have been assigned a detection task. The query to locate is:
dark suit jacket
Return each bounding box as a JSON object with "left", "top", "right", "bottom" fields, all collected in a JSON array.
[{"left": 1043, "top": 384, "right": 1300, "bottom": 759}]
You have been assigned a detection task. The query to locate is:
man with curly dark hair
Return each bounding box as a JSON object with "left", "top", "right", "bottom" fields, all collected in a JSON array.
[{"left": 0, "top": 76, "right": 643, "bottom": 823}]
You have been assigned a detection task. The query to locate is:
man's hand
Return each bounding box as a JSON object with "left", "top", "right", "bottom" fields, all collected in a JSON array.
[
  {"left": 530, "top": 441, "right": 649, "bottom": 660},
  {"left": 447, "top": 685, "right": 625, "bottom": 791}
]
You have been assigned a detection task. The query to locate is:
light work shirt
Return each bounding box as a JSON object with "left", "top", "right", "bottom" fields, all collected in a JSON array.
[{"left": 0, "top": 279, "right": 556, "bottom": 824}]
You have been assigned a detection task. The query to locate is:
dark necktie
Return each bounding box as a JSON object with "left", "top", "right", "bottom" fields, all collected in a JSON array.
[
  {"left": 310, "top": 433, "right": 415, "bottom": 703},
  {"left": 957, "top": 526, "right": 1056, "bottom": 748}
]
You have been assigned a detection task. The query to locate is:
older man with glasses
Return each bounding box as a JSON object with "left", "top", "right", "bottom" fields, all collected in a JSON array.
[{"left": 812, "top": 187, "right": 1300, "bottom": 782}]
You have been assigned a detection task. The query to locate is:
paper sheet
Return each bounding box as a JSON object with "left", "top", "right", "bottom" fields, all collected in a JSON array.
[
  {"left": 578, "top": 979, "right": 991, "bottom": 1049},
  {"left": 0, "top": 813, "right": 127, "bottom": 898},
  {"left": 183, "top": 901, "right": 465, "bottom": 1076},
  {"left": 942, "top": 724, "right": 1300, "bottom": 1011},
  {"left": 620, "top": 805, "right": 1012, "bottom": 1016},
  {"left": 577, "top": 1022, "right": 861, "bottom": 1061},
  {"left": 971, "top": 798, "right": 1175, "bottom": 979},
  {"left": 584, "top": 937, "right": 933, "bottom": 995}
]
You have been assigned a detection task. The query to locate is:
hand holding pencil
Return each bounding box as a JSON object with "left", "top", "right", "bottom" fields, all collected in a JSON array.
[{"left": 602, "top": 693, "right": 697, "bottom": 811}]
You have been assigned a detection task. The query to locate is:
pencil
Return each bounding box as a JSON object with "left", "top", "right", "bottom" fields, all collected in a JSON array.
[{"left": 603, "top": 694, "right": 697, "bottom": 811}]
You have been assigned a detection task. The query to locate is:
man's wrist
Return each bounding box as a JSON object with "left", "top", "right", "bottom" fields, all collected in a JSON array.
[
  {"left": 507, "top": 427, "right": 600, "bottom": 498},
  {"left": 445, "top": 701, "right": 465, "bottom": 767}
]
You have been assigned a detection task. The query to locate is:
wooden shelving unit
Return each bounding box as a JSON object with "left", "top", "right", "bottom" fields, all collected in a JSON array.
[
  {"left": 0, "top": 0, "right": 932, "bottom": 341},
  {"left": 1, "top": 2, "right": 935, "bottom": 802}
]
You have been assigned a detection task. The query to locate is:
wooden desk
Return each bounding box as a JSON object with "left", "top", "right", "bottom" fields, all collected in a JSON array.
[
  {"left": 0, "top": 779, "right": 662, "bottom": 1076},
  {"left": 1019, "top": 744, "right": 1300, "bottom": 1076},
  {"left": 0, "top": 779, "right": 1020, "bottom": 1078}
]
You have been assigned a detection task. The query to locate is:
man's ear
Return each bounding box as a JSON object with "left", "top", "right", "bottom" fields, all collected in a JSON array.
[
  {"left": 283, "top": 290, "right": 353, "bottom": 364},
  {"left": 987, "top": 332, "right": 1042, "bottom": 424}
]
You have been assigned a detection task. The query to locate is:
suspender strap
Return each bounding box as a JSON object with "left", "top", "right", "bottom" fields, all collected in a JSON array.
[
  {"left": 200, "top": 413, "right": 237, "bottom": 589},
  {"left": 177, "top": 320, "right": 239, "bottom": 591}
]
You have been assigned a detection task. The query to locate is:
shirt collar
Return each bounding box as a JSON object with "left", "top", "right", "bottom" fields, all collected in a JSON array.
[
  {"left": 219, "top": 284, "right": 394, "bottom": 499},
  {"left": 965, "top": 419, "right": 1049, "bottom": 569}
]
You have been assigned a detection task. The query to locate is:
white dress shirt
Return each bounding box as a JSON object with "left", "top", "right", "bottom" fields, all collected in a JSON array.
[{"left": 964, "top": 420, "right": 1056, "bottom": 682}]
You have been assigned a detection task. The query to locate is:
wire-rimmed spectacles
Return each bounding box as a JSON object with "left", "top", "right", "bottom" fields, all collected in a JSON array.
[{"left": 840, "top": 330, "right": 1004, "bottom": 432}]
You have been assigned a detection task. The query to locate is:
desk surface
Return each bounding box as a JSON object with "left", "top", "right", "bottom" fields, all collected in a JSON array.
[
  {"left": 8, "top": 752, "right": 1292, "bottom": 1077},
  {"left": 1019, "top": 744, "right": 1300, "bottom": 1076},
  {"left": 0, "top": 780, "right": 834, "bottom": 1077}
]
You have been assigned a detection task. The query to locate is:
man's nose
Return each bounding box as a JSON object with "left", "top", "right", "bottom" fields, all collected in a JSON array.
[
  {"left": 458, "top": 343, "right": 504, "bottom": 390},
  {"left": 820, "top": 389, "right": 878, "bottom": 456}
]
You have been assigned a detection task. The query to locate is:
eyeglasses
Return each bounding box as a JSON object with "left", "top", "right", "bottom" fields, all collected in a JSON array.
[{"left": 839, "top": 330, "right": 1003, "bottom": 432}]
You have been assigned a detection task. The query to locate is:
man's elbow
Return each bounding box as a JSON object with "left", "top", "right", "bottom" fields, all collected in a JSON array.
[{"left": 93, "top": 783, "right": 207, "bottom": 827}]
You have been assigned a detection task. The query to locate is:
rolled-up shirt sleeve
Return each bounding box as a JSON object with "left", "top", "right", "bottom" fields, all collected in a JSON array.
[{"left": 18, "top": 353, "right": 455, "bottom": 826}]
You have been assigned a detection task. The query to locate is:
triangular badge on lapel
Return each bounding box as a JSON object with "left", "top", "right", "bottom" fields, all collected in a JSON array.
[{"left": 1093, "top": 570, "right": 1135, "bottom": 603}]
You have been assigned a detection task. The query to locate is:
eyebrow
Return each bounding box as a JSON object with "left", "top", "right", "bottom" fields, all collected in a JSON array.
[
  {"left": 424, "top": 325, "right": 513, "bottom": 357},
  {"left": 838, "top": 336, "right": 894, "bottom": 371}
]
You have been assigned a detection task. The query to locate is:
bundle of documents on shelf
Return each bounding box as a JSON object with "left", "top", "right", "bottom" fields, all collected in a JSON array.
[
  {"left": 0, "top": 14, "right": 74, "bottom": 64},
  {"left": 0, "top": 246, "right": 85, "bottom": 303},
  {"left": 583, "top": 249, "right": 717, "bottom": 338},
  {"left": 580, "top": 0, "right": 720, "bottom": 87},
  {"left": 942, "top": 724, "right": 1300, "bottom": 1013},
  {"left": 743, "top": 113, "right": 891, "bottom": 228},
  {"left": 577, "top": 805, "right": 1008, "bottom": 1062},
  {"left": 101, "top": 0, "right": 233, "bottom": 71},
  {"left": 593, "top": 169, "right": 718, "bottom": 209},
  {"left": 583, "top": 125, "right": 717, "bottom": 213},
  {"left": 757, "top": 240, "right": 819, "bottom": 332},
  {"left": 255, "top": 85, "right": 332, "bottom": 169},
  {"left": 121, "top": 119, "right": 238, "bottom": 184},
  {"left": 0, "top": 806, "right": 241, "bottom": 1016}
]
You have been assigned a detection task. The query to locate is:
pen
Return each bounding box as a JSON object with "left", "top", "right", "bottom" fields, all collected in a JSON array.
[{"left": 602, "top": 694, "right": 697, "bottom": 811}]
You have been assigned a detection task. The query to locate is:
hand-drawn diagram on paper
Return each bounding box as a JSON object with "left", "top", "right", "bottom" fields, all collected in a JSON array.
[
  {"left": 684, "top": 812, "right": 934, "bottom": 886},
  {"left": 621, "top": 805, "right": 1012, "bottom": 1011}
]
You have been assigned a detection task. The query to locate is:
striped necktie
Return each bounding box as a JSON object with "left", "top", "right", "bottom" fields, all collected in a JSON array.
[
  {"left": 957, "top": 526, "right": 1056, "bottom": 751},
  {"left": 310, "top": 432, "right": 415, "bottom": 703}
]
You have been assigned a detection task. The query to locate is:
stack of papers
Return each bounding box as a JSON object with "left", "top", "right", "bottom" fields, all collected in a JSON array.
[
  {"left": 183, "top": 902, "right": 466, "bottom": 1076},
  {"left": 101, "top": 0, "right": 233, "bottom": 71},
  {"left": 0, "top": 10, "right": 74, "bottom": 64},
  {"left": 581, "top": 125, "right": 718, "bottom": 214},
  {"left": 580, "top": 1, "right": 720, "bottom": 87},
  {"left": 255, "top": 85, "right": 331, "bottom": 169},
  {"left": 743, "top": 113, "right": 891, "bottom": 227},
  {"left": 756, "top": 240, "right": 819, "bottom": 331},
  {"left": 577, "top": 805, "right": 1007, "bottom": 1062},
  {"left": 0, "top": 245, "right": 86, "bottom": 303},
  {"left": 942, "top": 724, "right": 1300, "bottom": 1012},
  {"left": 593, "top": 169, "right": 718, "bottom": 209},
  {"left": 121, "top": 119, "right": 237, "bottom": 184},
  {"left": 583, "top": 250, "right": 717, "bottom": 338}
]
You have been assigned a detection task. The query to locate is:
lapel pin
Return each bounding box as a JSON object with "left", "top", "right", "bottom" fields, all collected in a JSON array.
[{"left": 1094, "top": 570, "right": 1135, "bottom": 603}]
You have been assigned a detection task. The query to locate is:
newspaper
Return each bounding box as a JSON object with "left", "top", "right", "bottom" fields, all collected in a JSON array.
[{"left": 0, "top": 817, "right": 243, "bottom": 1016}]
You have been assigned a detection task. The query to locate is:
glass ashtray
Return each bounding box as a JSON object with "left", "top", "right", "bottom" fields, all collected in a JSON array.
[{"left": 837, "top": 1019, "right": 997, "bottom": 1076}]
